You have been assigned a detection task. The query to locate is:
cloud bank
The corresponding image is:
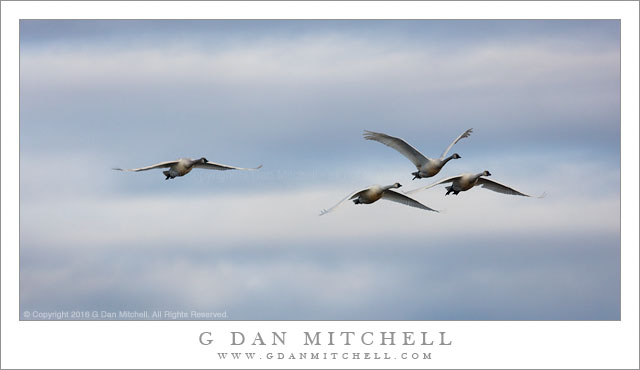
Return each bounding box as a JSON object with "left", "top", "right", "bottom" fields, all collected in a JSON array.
[{"left": 19, "top": 20, "right": 620, "bottom": 319}]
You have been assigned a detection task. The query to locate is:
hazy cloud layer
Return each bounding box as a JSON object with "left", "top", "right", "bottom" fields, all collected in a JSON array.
[{"left": 20, "top": 20, "right": 620, "bottom": 319}]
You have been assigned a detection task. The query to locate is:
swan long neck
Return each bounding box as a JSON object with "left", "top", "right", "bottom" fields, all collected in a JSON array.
[
  {"left": 188, "top": 158, "right": 204, "bottom": 167},
  {"left": 382, "top": 183, "right": 400, "bottom": 191},
  {"left": 475, "top": 172, "right": 487, "bottom": 179},
  {"left": 441, "top": 155, "right": 456, "bottom": 165}
]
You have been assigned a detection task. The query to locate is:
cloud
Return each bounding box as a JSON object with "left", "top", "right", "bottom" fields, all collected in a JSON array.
[
  {"left": 21, "top": 35, "right": 618, "bottom": 94},
  {"left": 20, "top": 231, "right": 620, "bottom": 320},
  {"left": 19, "top": 152, "right": 620, "bottom": 320},
  {"left": 18, "top": 20, "right": 621, "bottom": 320},
  {"left": 19, "top": 29, "right": 620, "bottom": 164},
  {"left": 20, "top": 158, "right": 619, "bottom": 252}
]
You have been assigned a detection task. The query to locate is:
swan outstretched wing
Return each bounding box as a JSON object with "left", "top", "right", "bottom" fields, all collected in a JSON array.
[
  {"left": 194, "top": 162, "right": 263, "bottom": 171},
  {"left": 363, "top": 130, "right": 429, "bottom": 168},
  {"left": 440, "top": 128, "right": 473, "bottom": 159},
  {"left": 477, "top": 178, "right": 540, "bottom": 197},
  {"left": 113, "top": 160, "right": 177, "bottom": 172},
  {"left": 319, "top": 188, "right": 368, "bottom": 216},
  {"left": 381, "top": 190, "right": 438, "bottom": 212},
  {"left": 403, "top": 175, "right": 461, "bottom": 195}
]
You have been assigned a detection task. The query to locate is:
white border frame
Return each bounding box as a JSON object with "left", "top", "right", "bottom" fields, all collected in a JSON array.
[{"left": 2, "top": 1, "right": 638, "bottom": 369}]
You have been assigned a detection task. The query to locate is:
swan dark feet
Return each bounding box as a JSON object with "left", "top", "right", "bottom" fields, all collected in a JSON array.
[{"left": 445, "top": 186, "right": 459, "bottom": 195}]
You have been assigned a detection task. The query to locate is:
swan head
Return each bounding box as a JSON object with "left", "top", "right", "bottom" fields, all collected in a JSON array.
[
  {"left": 199, "top": 157, "right": 208, "bottom": 163},
  {"left": 452, "top": 153, "right": 461, "bottom": 159},
  {"left": 482, "top": 170, "right": 491, "bottom": 176},
  {"left": 393, "top": 182, "right": 402, "bottom": 188}
]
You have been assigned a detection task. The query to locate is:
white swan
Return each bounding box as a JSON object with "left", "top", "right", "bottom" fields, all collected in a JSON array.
[
  {"left": 405, "top": 171, "right": 545, "bottom": 198},
  {"left": 363, "top": 128, "right": 473, "bottom": 179},
  {"left": 113, "top": 157, "right": 262, "bottom": 180},
  {"left": 320, "top": 183, "right": 438, "bottom": 215}
]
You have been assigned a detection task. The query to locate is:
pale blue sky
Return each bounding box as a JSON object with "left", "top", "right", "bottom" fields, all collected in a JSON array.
[{"left": 20, "top": 20, "right": 620, "bottom": 320}]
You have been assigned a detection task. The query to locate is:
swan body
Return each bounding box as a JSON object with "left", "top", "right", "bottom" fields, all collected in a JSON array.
[
  {"left": 114, "top": 157, "right": 262, "bottom": 180},
  {"left": 405, "top": 171, "right": 544, "bottom": 198},
  {"left": 363, "top": 128, "right": 473, "bottom": 179},
  {"left": 320, "top": 183, "right": 438, "bottom": 215}
]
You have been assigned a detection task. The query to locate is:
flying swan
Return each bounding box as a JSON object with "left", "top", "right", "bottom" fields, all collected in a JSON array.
[
  {"left": 363, "top": 128, "right": 473, "bottom": 179},
  {"left": 405, "top": 171, "right": 545, "bottom": 198},
  {"left": 320, "top": 183, "right": 438, "bottom": 215},
  {"left": 113, "top": 157, "right": 262, "bottom": 180}
]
